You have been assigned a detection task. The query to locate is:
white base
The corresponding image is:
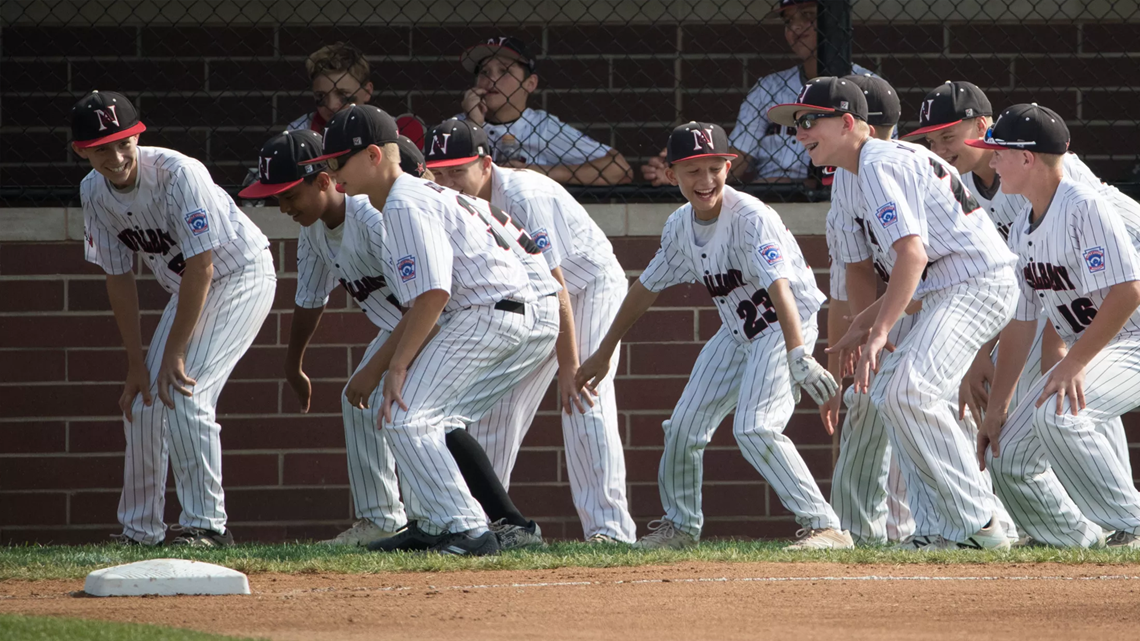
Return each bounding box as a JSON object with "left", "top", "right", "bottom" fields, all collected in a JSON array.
[{"left": 84, "top": 559, "right": 251, "bottom": 597}]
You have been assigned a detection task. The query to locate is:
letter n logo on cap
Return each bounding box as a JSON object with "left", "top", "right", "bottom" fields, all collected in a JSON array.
[
  {"left": 920, "top": 99, "right": 935, "bottom": 124},
  {"left": 95, "top": 105, "right": 120, "bottom": 132},
  {"left": 429, "top": 133, "right": 451, "bottom": 157},
  {"left": 691, "top": 128, "right": 715, "bottom": 151},
  {"left": 797, "top": 84, "right": 812, "bottom": 102},
  {"left": 259, "top": 156, "right": 272, "bottom": 181}
]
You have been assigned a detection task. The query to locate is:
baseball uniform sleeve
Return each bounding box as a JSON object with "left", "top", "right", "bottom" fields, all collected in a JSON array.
[
  {"left": 82, "top": 195, "right": 135, "bottom": 276},
  {"left": 294, "top": 229, "right": 337, "bottom": 309},
  {"left": 639, "top": 215, "right": 695, "bottom": 292},
  {"left": 831, "top": 176, "right": 874, "bottom": 264},
  {"left": 534, "top": 113, "right": 611, "bottom": 165},
  {"left": 512, "top": 192, "right": 565, "bottom": 271},
  {"left": 382, "top": 203, "right": 453, "bottom": 305},
  {"left": 727, "top": 81, "right": 769, "bottom": 158},
  {"left": 859, "top": 160, "right": 926, "bottom": 249},
  {"left": 744, "top": 213, "right": 794, "bottom": 289},
  {"left": 825, "top": 206, "right": 848, "bottom": 301},
  {"left": 167, "top": 166, "right": 238, "bottom": 260},
  {"left": 1070, "top": 195, "right": 1140, "bottom": 294}
]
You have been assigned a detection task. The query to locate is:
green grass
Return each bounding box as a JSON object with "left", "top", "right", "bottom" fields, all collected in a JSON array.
[
  {"left": 0, "top": 614, "right": 264, "bottom": 641},
  {"left": 2, "top": 541, "right": 1139, "bottom": 581}
]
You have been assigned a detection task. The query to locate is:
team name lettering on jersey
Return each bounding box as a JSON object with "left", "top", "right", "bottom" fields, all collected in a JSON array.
[
  {"left": 1024, "top": 262, "right": 1077, "bottom": 292},
  {"left": 117, "top": 227, "right": 177, "bottom": 254},
  {"left": 340, "top": 274, "right": 389, "bottom": 302},
  {"left": 703, "top": 268, "right": 746, "bottom": 297}
]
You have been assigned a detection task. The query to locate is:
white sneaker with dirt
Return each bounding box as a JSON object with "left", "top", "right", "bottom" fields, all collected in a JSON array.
[
  {"left": 957, "top": 519, "right": 1011, "bottom": 551},
  {"left": 633, "top": 519, "right": 696, "bottom": 550},
  {"left": 586, "top": 533, "right": 623, "bottom": 544},
  {"left": 320, "top": 519, "right": 398, "bottom": 547},
  {"left": 786, "top": 528, "right": 854, "bottom": 550}
]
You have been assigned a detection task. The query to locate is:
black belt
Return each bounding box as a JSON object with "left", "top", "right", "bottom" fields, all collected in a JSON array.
[{"left": 494, "top": 300, "right": 525, "bottom": 315}]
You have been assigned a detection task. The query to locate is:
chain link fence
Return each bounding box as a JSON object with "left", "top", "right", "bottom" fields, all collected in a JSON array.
[{"left": 2, "top": 0, "right": 1139, "bottom": 206}]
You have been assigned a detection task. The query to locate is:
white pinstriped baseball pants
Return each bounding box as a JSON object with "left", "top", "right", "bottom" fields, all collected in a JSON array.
[
  {"left": 468, "top": 269, "right": 636, "bottom": 541},
  {"left": 339, "top": 329, "right": 408, "bottom": 532},
  {"left": 988, "top": 335, "right": 1140, "bottom": 547},
  {"left": 869, "top": 269, "right": 1016, "bottom": 543},
  {"left": 658, "top": 318, "right": 840, "bottom": 538},
  {"left": 118, "top": 249, "right": 276, "bottom": 544},
  {"left": 383, "top": 296, "right": 560, "bottom": 535}
]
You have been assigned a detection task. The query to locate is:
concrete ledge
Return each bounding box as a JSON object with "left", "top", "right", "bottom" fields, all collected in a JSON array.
[{"left": 0, "top": 202, "right": 829, "bottom": 243}]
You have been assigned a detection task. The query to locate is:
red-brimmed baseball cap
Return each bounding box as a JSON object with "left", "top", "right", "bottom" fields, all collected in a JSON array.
[
  {"left": 666, "top": 122, "right": 737, "bottom": 165},
  {"left": 302, "top": 104, "right": 399, "bottom": 165},
  {"left": 238, "top": 130, "right": 326, "bottom": 200},
  {"left": 461, "top": 36, "right": 537, "bottom": 74},
  {"left": 70, "top": 91, "right": 147, "bottom": 149},
  {"left": 423, "top": 118, "right": 490, "bottom": 168},
  {"left": 963, "top": 103, "right": 1070, "bottom": 154},
  {"left": 768, "top": 76, "right": 869, "bottom": 128},
  {"left": 901, "top": 81, "right": 992, "bottom": 140}
]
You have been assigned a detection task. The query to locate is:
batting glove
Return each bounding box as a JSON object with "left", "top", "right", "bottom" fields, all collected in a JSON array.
[{"left": 788, "top": 345, "right": 839, "bottom": 405}]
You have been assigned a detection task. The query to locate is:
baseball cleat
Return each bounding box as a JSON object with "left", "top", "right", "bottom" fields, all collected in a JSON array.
[
  {"left": 586, "top": 533, "right": 624, "bottom": 545},
  {"left": 632, "top": 519, "right": 696, "bottom": 550},
  {"left": 786, "top": 528, "right": 855, "bottom": 550},
  {"left": 957, "top": 519, "right": 1011, "bottom": 550},
  {"left": 319, "top": 519, "right": 398, "bottom": 547},
  {"left": 431, "top": 530, "right": 501, "bottom": 556},
  {"left": 489, "top": 519, "right": 545, "bottom": 550},
  {"left": 892, "top": 535, "right": 948, "bottom": 551},
  {"left": 366, "top": 521, "right": 445, "bottom": 552},
  {"left": 1011, "top": 535, "right": 1050, "bottom": 549},
  {"left": 1106, "top": 530, "right": 1140, "bottom": 548},
  {"left": 169, "top": 526, "right": 234, "bottom": 548},
  {"left": 109, "top": 533, "right": 161, "bottom": 547}
]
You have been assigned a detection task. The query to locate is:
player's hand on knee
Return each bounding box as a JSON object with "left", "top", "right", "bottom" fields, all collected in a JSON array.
[
  {"left": 119, "top": 365, "right": 153, "bottom": 422},
  {"left": 977, "top": 410, "right": 1007, "bottom": 470},
  {"left": 157, "top": 355, "right": 196, "bottom": 409},
  {"left": 380, "top": 367, "right": 410, "bottom": 426},
  {"left": 787, "top": 346, "right": 840, "bottom": 406},
  {"left": 959, "top": 352, "right": 995, "bottom": 421},
  {"left": 559, "top": 366, "right": 594, "bottom": 415},
  {"left": 1035, "top": 357, "right": 1087, "bottom": 416},
  {"left": 286, "top": 368, "right": 312, "bottom": 414},
  {"left": 345, "top": 368, "right": 381, "bottom": 411}
]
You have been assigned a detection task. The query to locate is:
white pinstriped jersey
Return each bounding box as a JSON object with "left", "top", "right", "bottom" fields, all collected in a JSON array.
[
  {"left": 1010, "top": 179, "right": 1140, "bottom": 345},
  {"left": 830, "top": 139, "right": 1016, "bottom": 298},
  {"left": 295, "top": 195, "right": 404, "bottom": 331},
  {"left": 488, "top": 164, "right": 623, "bottom": 295},
  {"left": 825, "top": 205, "right": 849, "bottom": 301},
  {"left": 381, "top": 174, "right": 558, "bottom": 313},
  {"left": 641, "top": 186, "right": 825, "bottom": 344},
  {"left": 81, "top": 146, "right": 269, "bottom": 293},
  {"left": 457, "top": 108, "right": 611, "bottom": 166},
  {"left": 728, "top": 63, "right": 873, "bottom": 180}
]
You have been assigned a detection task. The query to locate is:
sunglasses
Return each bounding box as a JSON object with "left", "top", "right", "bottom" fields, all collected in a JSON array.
[
  {"left": 794, "top": 112, "right": 843, "bottom": 130},
  {"left": 327, "top": 147, "right": 364, "bottom": 172}
]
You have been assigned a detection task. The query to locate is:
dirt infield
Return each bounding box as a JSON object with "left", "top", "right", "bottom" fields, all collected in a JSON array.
[{"left": 3, "top": 562, "right": 1140, "bottom": 640}]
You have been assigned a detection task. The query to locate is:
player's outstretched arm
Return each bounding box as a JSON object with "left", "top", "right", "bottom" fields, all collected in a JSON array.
[
  {"left": 852, "top": 236, "right": 925, "bottom": 393},
  {"left": 285, "top": 305, "right": 325, "bottom": 414},
  {"left": 821, "top": 297, "right": 850, "bottom": 434},
  {"left": 380, "top": 288, "right": 450, "bottom": 425},
  {"left": 512, "top": 150, "right": 633, "bottom": 186},
  {"left": 978, "top": 319, "right": 1037, "bottom": 468},
  {"left": 574, "top": 279, "right": 658, "bottom": 393},
  {"left": 156, "top": 250, "right": 213, "bottom": 409},
  {"left": 769, "top": 278, "right": 839, "bottom": 412},
  {"left": 548, "top": 267, "right": 592, "bottom": 415},
  {"left": 958, "top": 335, "right": 999, "bottom": 423},
  {"left": 344, "top": 312, "right": 440, "bottom": 414},
  {"left": 1036, "top": 280, "right": 1140, "bottom": 416},
  {"left": 105, "top": 271, "right": 151, "bottom": 422}
]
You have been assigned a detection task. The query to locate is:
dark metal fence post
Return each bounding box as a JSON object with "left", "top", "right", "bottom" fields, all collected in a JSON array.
[{"left": 818, "top": 0, "right": 853, "bottom": 77}]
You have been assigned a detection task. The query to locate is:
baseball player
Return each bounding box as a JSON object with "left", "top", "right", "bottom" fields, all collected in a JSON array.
[
  {"left": 577, "top": 122, "right": 851, "bottom": 550},
  {"left": 304, "top": 105, "right": 560, "bottom": 556},
  {"left": 972, "top": 104, "right": 1140, "bottom": 548},
  {"left": 72, "top": 91, "right": 276, "bottom": 547},
  {"left": 773, "top": 77, "right": 1018, "bottom": 550},
  {"left": 423, "top": 118, "right": 636, "bottom": 543},
  {"left": 903, "top": 84, "right": 1133, "bottom": 539}
]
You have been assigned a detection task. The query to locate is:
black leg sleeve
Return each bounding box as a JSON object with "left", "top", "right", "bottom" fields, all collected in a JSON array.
[{"left": 445, "top": 429, "right": 529, "bottom": 527}]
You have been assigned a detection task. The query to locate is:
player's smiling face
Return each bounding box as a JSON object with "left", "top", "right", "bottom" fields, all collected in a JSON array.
[
  {"left": 73, "top": 135, "right": 140, "bottom": 189},
  {"left": 432, "top": 157, "right": 490, "bottom": 196},
  {"left": 925, "top": 118, "right": 988, "bottom": 175},
  {"left": 794, "top": 111, "right": 845, "bottom": 166},
  {"left": 328, "top": 147, "right": 372, "bottom": 196},
  {"left": 274, "top": 179, "right": 326, "bottom": 227},
  {"left": 668, "top": 157, "right": 729, "bottom": 217},
  {"left": 988, "top": 149, "right": 1030, "bottom": 194}
]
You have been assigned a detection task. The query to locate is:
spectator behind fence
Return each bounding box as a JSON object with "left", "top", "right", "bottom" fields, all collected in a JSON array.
[
  {"left": 288, "top": 42, "right": 375, "bottom": 133},
  {"left": 640, "top": 0, "right": 873, "bottom": 186},
  {"left": 457, "top": 35, "right": 632, "bottom": 186}
]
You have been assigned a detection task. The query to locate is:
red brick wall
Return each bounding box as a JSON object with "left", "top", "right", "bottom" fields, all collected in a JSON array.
[
  {"left": 1, "top": 235, "right": 845, "bottom": 544},
  {"left": 3, "top": 20, "right": 1139, "bottom": 194}
]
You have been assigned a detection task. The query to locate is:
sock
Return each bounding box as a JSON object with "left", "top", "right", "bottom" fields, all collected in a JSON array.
[{"left": 445, "top": 429, "right": 529, "bottom": 527}]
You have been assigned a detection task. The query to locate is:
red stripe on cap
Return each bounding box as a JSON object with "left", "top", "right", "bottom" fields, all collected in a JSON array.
[
  {"left": 963, "top": 139, "right": 1008, "bottom": 151},
  {"left": 237, "top": 178, "right": 303, "bottom": 199},
  {"left": 670, "top": 152, "right": 738, "bottom": 164},
  {"left": 900, "top": 120, "right": 963, "bottom": 140},
  {"left": 425, "top": 156, "right": 481, "bottom": 169},
  {"left": 72, "top": 121, "right": 147, "bottom": 149}
]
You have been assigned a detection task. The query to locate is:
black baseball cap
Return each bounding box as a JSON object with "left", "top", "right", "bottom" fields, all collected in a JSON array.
[
  {"left": 901, "top": 80, "right": 992, "bottom": 140},
  {"left": 768, "top": 76, "right": 868, "bottom": 127},
  {"left": 461, "top": 36, "right": 537, "bottom": 74},
  {"left": 964, "top": 103, "right": 1070, "bottom": 154},
  {"left": 423, "top": 118, "right": 490, "bottom": 169},
  {"left": 396, "top": 135, "right": 427, "bottom": 177},
  {"left": 302, "top": 104, "right": 399, "bottom": 165},
  {"left": 666, "top": 122, "right": 737, "bottom": 165},
  {"left": 239, "top": 130, "right": 327, "bottom": 199},
  {"left": 845, "top": 74, "right": 900, "bottom": 127},
  {"left": 766, "top": 0, "right": 816, "bottom": 18},
  {"left": 71, "top": 90, "right": 147, "bottom": 149}
]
